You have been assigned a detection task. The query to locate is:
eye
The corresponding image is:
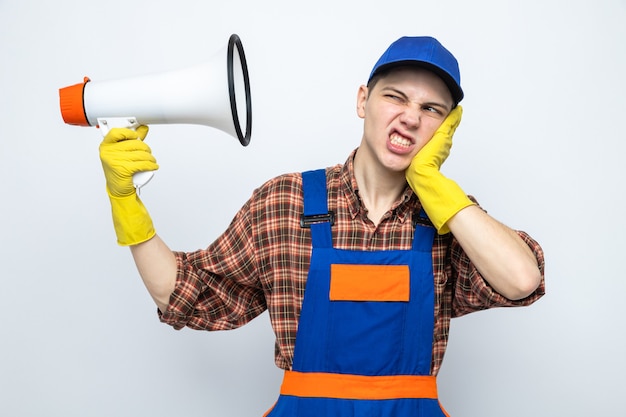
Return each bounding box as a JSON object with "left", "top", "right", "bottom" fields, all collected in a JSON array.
[
  {"left": 423, "top": 105, "right": 445, "bottom": 116},
  {"left": 380, "top": 87, "right": 409, "bottom": 104},
  {"left": 385, "top": 93, "right": 404, "bottom": 102}
]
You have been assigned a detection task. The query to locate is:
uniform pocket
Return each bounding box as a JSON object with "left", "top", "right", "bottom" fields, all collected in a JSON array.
[{"left": 330, "top": 264, "right": 410, "bottom": 301}]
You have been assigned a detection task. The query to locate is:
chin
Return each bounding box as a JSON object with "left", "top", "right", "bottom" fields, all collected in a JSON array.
[
  {"left": 383, "top": 154, "right": 412, "bottom": 172},
  {"left": 384, "top": 162, "right": 411, "bottom": 175}
]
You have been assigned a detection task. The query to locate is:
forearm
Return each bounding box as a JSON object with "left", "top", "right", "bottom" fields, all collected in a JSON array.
[
  {"left": 446, "top": 205, "right": 542, "bottom": 300},
  {"left": 130, "top": 234, "right": 177, "bottom": 313}
]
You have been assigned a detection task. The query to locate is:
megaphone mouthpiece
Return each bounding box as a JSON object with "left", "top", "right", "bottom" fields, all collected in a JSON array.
[{"left": 59, "top": 76, "right": 92, "bottom": 127}]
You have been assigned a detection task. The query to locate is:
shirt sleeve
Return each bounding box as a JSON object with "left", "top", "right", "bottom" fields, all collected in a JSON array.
[
  {"left": 158, "top": 196, "right": 267, "bottom": 331},
  {"left": 449, "top": 229, "right": 546, "bottom": 318}
]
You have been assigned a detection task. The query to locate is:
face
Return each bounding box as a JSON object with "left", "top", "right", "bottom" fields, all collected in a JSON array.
[{"left": 356, "top": 67, "right": 454, "bottom": 174}]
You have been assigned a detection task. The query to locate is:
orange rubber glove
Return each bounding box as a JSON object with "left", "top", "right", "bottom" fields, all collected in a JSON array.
[
  {"left": 405, "top": 106, "right": 474, "bottom": 234},
  {"left": 99, "top": 126, "right": 159, "bottom": 245}
]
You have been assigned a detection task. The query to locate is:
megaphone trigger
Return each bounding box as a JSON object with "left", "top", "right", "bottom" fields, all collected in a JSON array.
[{"left": 132, "top": 171, "right": 155, "bottom": 193}]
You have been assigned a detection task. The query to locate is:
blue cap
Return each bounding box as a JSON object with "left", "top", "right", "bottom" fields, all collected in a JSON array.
[{"left": 368, "top": 36, "right": 464, "bottom": 104}]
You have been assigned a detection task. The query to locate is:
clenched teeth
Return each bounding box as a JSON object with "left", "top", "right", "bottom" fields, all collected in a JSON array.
[{"left": 390, "top": 134, "right": 411, "bottom": 147}]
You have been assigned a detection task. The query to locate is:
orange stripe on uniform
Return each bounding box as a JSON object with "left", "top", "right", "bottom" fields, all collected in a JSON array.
[
  {"left": 280, "top": 371, "right": 438, "bottom": 400},
  {"left": 330, "top": 264, "right": 410, "bottom": 301}
]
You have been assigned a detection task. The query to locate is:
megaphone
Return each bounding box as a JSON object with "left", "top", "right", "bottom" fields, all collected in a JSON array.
[{"left": 59, "top": 33, "right": 252, "bottom": 189}]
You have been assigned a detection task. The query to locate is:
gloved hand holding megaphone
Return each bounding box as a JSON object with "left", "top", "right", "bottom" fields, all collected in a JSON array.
[
  {"left": 58, "top": 34, "right": 252, "bottom": 245},
  {"left": 99, "top": 126, "right": 158, "bottom": 245}
]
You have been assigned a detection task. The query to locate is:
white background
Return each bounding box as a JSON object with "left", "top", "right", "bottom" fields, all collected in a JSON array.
[{"left": 1, "top": 0, "right": 625, "bottom": 415}]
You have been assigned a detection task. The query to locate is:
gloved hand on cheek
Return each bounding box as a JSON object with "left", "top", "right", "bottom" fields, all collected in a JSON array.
[{"left": 405, "top": 106, "right": 474, "bottom": 234}]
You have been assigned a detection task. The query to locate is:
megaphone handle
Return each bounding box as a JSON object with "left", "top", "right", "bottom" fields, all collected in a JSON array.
[{"left": 97, "top": 117, "right": 156, "bottom": 192}]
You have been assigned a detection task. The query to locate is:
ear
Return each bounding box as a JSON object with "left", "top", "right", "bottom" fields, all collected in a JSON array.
[{"left": 356, "top": 85, "right": 368, "bottom": 119}]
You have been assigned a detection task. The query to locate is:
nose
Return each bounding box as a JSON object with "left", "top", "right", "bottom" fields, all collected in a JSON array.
[{"left": 399, "top": 103, "right": 421, "bottom": 129}]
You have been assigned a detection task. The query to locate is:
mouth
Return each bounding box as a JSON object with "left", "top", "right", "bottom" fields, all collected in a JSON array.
[{"left": 389, "top": 131, "right": 413, "bottom": 149}]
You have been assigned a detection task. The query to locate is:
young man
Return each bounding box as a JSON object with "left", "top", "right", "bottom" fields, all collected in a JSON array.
[{"left": 99, "top": 36, "right": 545, "bottom": 416}]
